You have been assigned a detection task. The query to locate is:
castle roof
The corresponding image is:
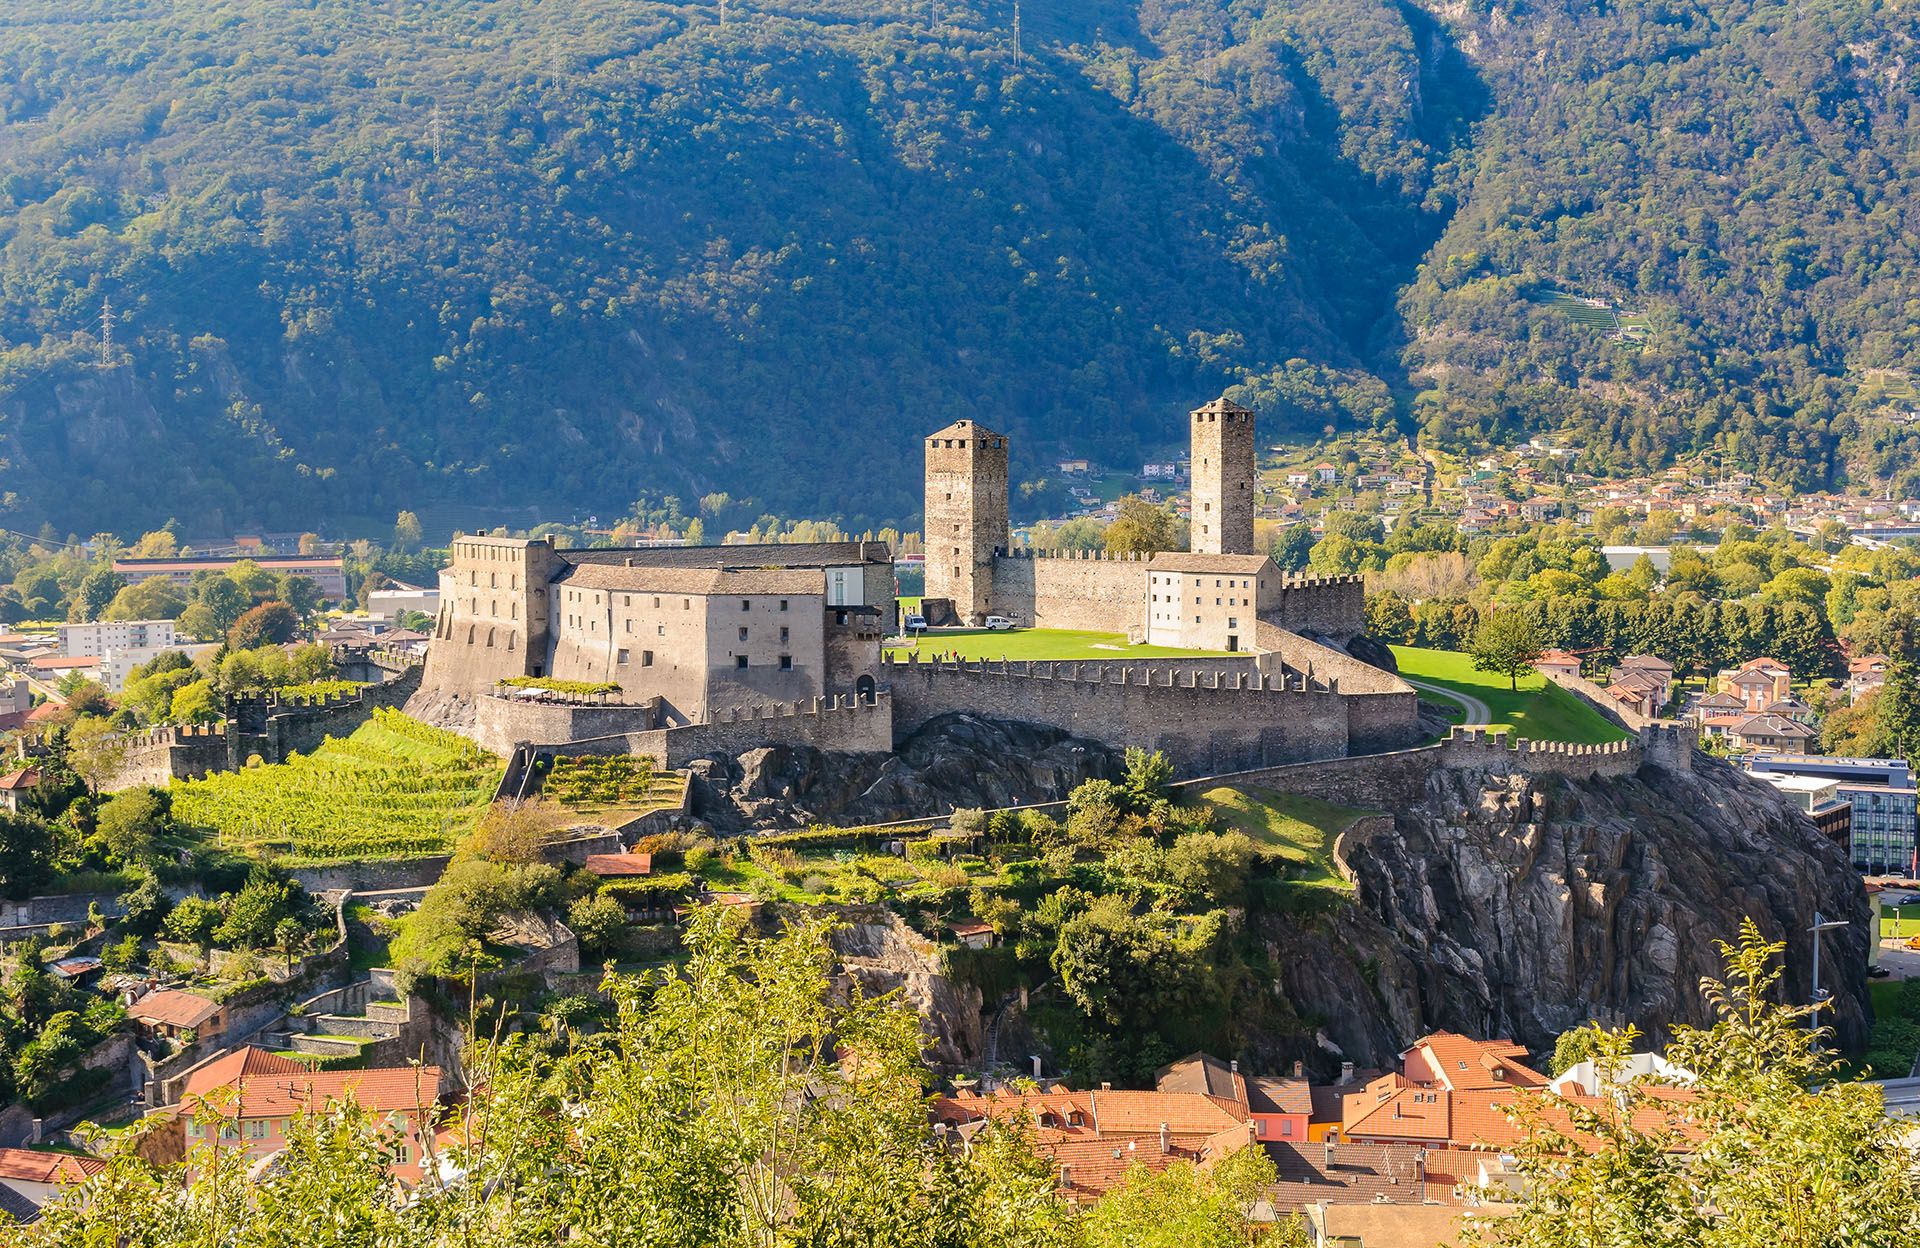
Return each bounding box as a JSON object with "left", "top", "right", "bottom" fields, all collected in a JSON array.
[
  {"left": 1147, "top": 552, "right": 1273, "bottom": 575},
  {"left": 554, "top": 563, "right": 825, "bottom": 596},
  {"left": 926, "top": 418, "right": 1006, "bottom": 441},
  {"left": 1191, "top": 397, "right": 1254, "bottom": 416}
]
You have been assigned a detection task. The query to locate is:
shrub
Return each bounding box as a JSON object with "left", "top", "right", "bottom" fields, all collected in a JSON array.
[
  {"left": 568, "top": 893, "right": 628, "bottom": 955},
  {"left": 948, "top": 807, "right": 986, "bottom": 837}
]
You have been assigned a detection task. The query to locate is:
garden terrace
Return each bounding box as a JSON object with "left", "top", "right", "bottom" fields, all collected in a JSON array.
[{"left": 169, "top": 709, "right": 502, "bottom": 863}]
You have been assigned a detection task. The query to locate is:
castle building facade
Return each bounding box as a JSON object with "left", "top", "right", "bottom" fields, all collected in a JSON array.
[{"left": 425, "top": 536, "right": 891, "bottom": 724}]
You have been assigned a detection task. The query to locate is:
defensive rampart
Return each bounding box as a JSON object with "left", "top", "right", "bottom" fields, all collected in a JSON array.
[
  {"left": 1263, "top": 574, "right": 1366, "bottom": 640},
  {"left": 892, "top": 657, "right": 1375, "bottom": 776}
]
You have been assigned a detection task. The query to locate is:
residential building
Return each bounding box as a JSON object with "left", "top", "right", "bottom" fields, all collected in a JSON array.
[
  {"left": 1849, "top": 655, "right": 1893, "bottom": 702},
  {"left": 1153, "top": 1052, "right": 1314, "bottom": 1145},
  {"left": 1535, "top": 650, "right": 1582, "bottom": 681},
  {"left": 112, "top": 554, "right": 348, "bottom": 600},
  {"left": 1605, "top": 675, "right": 1664, "bottom": 719},
  {"left": 1720, "top": 658, "right": 1791, "bottom": 711},
  {"left": 1610, "top": 655, "right": 1674, "bottom": 707},
  {"left": 1728, "top": 713, "right": 1818, "bottom": 753},
  {"left": 171, "top": 1046, "right": 444, "bottom": 1181},
  {"left": 933, "top": 1084, "right": 1257, "bottom": 1203},
  {"left": 56, "top": 619, "right": 176, "bottom": 658},
  {"left": 0, "top": 768, "right": 40, "bottom": 814},
  {"left": 368, "top": 584, "right": 442, "bottom": 622},
  {"left": 1746, "top": 756, "right": 1920, "bottom": 875},
  {"left": 583, "top": 851, "right": 653, "bottom": 880},
  {"left": 0, "top": 1146, "right": 106, "bottom": 1215},
  {"left": 129, "top": 989, "right": 227, "bottom": 1045}
]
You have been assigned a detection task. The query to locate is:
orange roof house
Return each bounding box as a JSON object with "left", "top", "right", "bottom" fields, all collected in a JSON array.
[
  {"left": 582, "top": 851, "right": 653, "bottom": 878},
  {"left": 933, "top": 1085, "right": 1256, "bottom": 1202},
  {"left": 174, "top": 1046, "right": 446, "bottom": 1182},
  {"left": 128, "top": 989, "right": 227, "bottom": 1044}
]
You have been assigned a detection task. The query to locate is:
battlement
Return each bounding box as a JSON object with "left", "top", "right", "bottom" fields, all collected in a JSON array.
[
  {"left": 709, "top": 692, "right": 889, "bottom": 722},
  {"left": 996, "top": 547, "right": 1152, "bottom": 562},
  {"left": 1435, "top": 724, "right": 1690, "bottom": 777},
  {"left": 901, "top": 654, "right": 1334, "bottom": 694},
  {"left": 1274, "top": 572, "right": 1365, "bottom": 590}
]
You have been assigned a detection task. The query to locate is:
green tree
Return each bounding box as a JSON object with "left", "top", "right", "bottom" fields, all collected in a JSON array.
[
  {"left": 101, "top": 577, "right": 187, "bottom": 622},
  {"left": 1079, "top": 1145, "right": 1283, "bottom": 1248},
  {"left": 1271, "top": 523, "right": 1315, "bottom": 572},
  {"left": 227, "top": 601, "right": 301, "bottom": 650},
  {"left": 69, "top": 567, "right": 124, "bottom": 623},
  {"left": 0, "top": 811, "right": 57, "bottom": 899},
  {"left": 192, "top": 576, "right": 250, "bottom": 633},
  {"left": 1470, "top": 611, "right": 1545, "bottom": 691},
  {"left": 273, "top": 574, "right": 324, "bottom": 619},
  {"left": 1121, "top": 747, "right": 1173, "bottom": 811},
  {"left": 169, "top": 678, "right": 222, "bottom": 725},
  {"left": 65, "top": 716, "right": 128, "bottom": 794},
  {"left": 96, "top": 787, "right": 170, "bottom": 866},
  {"left": 1104, "top": 496, "right": 1180, "bottom": 555},
  {"left": 393, "top": 510, "right": 424, "bottom": 552}
]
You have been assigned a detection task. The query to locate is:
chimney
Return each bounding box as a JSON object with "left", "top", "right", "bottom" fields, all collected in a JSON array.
[
  {"left": 1229, "top": 1059, "right": 1239, "bottom": 1074},
  {"left": 1339, "top": 1061, "right": 1355, "bottom": 1086},
  {"left": 1324, "top": 1141, "right": 1336, "bottom": 1168},
  {"left": 1101, "top": 1082, "right": 1111, "bottom": 1092},
  {"left": 1159, "top": 1122, "right": 1170, "bottom": 1154},
  {"left": 1293, "top": 1060, "right": 1305, "bottom": 1079},
  {"left": 1058, "top": 1165, "right": 1070, "bottom": 1188}
]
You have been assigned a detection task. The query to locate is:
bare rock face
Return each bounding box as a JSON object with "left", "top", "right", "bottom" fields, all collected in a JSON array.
[
  {"left": 1272, "top": 753, "right": 1871, "bottom": 1066},
  {"left": 686, "top": 712, "right": 1119, "bottom": 831},
  {"left": 829, "top": 907, "right": 984, "bottom": 1070}
]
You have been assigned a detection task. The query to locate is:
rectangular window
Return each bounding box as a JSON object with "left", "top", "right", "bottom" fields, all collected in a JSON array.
[
  {"left": 739, "top": 627, "right": 749, "bottom": 641},
  {"left": 780, "top": 627, "right": 790, "bottom": 644},
  {"left": 742, "top": 600, "right": 751, "bottom": 611},
  {"left": 246, "top": 1119, "right": 270, "bottom": 1140},
  {"left": 736, "top": 655, "right": 749, "bottom": 669},
  {"left": 779, "top": 599, "right": 789, "bottom": 611},
  {"left": 642, "top": 651, "right": 654, "bottom": 667},
  {"left": 617, "top": 649, "right": 630, "bottom": 665},
  {"left": 653, "top": 596, "right": 661, "bottom": 607},
  {"left": 779, "top": 655, "right": 793, "bottom": 671},
  {"left": 657, "top": 624, "right": 665, "bottom": 636}
]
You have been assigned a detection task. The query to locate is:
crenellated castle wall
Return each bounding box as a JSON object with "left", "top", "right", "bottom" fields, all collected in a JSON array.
[
  {"left": 891, "top": 656, "right": 1374, "bottom": 776},
  {"left": 986, "top": 549, "right": 1145, "bottom": 634}
]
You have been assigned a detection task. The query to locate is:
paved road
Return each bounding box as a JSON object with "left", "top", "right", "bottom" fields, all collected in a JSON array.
[{"left": 1405, "top": 678, "right": 1493, "bottom": 727}]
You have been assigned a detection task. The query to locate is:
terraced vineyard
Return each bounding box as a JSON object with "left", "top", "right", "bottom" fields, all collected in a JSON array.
[{"left": 171, "top": 709, "right": 502, "bottom": 863}]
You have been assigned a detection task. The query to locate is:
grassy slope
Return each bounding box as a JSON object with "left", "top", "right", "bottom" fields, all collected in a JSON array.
[
  {"left": 887, "top": 628, "right": 1231, "bottom": 662},
  {"left": 1391, "top": 645, "right": 1629, "bottom": 745},
  {"left": 1191, "top": 785, "right": 1372, "bottom": 895}
]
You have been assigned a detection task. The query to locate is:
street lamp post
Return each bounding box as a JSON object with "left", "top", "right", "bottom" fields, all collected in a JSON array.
[{"left": 1809, "top": 911, "right": 1849, "bottom": 1033}]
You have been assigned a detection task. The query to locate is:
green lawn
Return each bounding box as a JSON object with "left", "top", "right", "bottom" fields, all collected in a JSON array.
[
  {"left": 886, "top": 628, "right": 1231, "bottom": 662},
  {"left": 1391, "top": 645, "right": 1629, "bottom": 745},
  {"left": 1191, "top": 785, "right": 1372, "bottom": 895},
  {"left": 1882, "top": 904, "right": 1920, "bottom": 941}
]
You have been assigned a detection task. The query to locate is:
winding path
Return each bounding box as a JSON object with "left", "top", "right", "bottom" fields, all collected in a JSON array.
[{"left": 1404, "top": 678, "right": 1493, "bottom": 727}]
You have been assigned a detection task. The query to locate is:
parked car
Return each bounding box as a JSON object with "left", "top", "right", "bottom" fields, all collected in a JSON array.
[
  {"left": 984, "top": 615, "right": 1018, "bottom": 631},
  {"left": 904, "top": 614, "right": 927, "bottom": 632}
]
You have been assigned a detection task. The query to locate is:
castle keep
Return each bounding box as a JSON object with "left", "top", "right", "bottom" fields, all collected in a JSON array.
[{"left": 415, "top": 398, "right": 1422, "bottom": 774}]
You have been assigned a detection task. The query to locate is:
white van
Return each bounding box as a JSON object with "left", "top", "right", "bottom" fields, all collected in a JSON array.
[{"left": 984, "top": 616, "right": 1017, "bottom": 631}]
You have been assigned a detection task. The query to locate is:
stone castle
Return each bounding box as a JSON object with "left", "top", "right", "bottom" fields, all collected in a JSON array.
[{"left": 414, "top": 399, "right": 1423, "bottom": 774}]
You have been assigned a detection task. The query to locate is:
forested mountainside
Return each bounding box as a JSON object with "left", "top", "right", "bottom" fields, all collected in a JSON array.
[{"left": 0, "top": 0, "right": 1913, "bottom": 535}]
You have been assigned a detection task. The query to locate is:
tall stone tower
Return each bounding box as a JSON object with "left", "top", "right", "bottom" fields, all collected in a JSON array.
[
  {"left": 924, "top": 419, "right": 1009, "bottom": 625},
  {"left": 1189, "top": 397, "right": 1256, "bottom": 555}
]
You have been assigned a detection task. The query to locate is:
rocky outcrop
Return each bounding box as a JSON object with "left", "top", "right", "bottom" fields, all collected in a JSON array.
[
  {"left": 685, "top": 712, "right": 1119, "bottom": 831},
  {"left": 1265, "top": 753, "right": 1871, "bottom": 1068},
  {"left": 829, "top": 907, "right": 984, "bottom": 1070}
]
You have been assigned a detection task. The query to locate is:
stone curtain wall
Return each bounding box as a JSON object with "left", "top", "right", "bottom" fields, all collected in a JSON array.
[
  {"left": 987, "top": 550, "right": 1147, "bottom": 634},
  {"left": 1264, "top": 574, "right": 1367, "bottom": 640},
  {"left": 1540, "top": 668, "right": 1659, "bottom": 732},
  {"left": 482, "top": 691, "right": 894, "bottom": 768},
  {"left": 892, "top": 658, "right": 1354, "bottom": 776},
  {"left": 1254, "top": 622, "right": 1422, "bottom": 754}
]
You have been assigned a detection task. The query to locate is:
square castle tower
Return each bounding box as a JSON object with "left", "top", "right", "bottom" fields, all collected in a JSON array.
[
  {"left": 1189, "top": 397, "right": 1256, "bottom": 555},
  {"left": 924, "top": 419, "right": 1009, "bottom": 623}
]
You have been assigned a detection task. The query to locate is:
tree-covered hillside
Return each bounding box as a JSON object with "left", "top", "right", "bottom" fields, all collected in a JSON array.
[{"left": 0, "top": 0, "right": 1913, "bottom": 535}]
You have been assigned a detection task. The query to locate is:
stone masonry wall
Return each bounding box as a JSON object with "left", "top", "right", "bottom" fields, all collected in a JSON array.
[
  {"left": 891, "top": 658, "right": 1354, "bottom": 776},
  {"left": 987, "top": 551, "right": 1147, "bottom": 634},
  {"left": 1263, "top": 575, "right": 1367, "bottom": 640},
  {"left": 1255, "top": 622, "right": 1420, "bottom": 754}
]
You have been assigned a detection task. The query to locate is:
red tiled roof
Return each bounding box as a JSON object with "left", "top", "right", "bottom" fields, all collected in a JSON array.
[
  {"left": 28, "top": 656, "right": 100, "bottom": 671},
  {"left": 129, "top": 989, "right": 222, "bottom": 1029},
  {"left": 583, "top": 852, "right": 652, "bottom": 877},
  {"left": 181, "top": 1046, "right": 307, "bottom": 1101},
  {"left": 0, "top": 768, "right": 39, "bottom": 792},
  {"left": 1154, "top": 1052, "right": 1245, "bottom": 1103},
  {"left": 1417, "top": 1033, "right": 1546, "bottom": 1092},
  {"left": 0, "top": 1147, "right": 106, "bottom": 1184},
  {"left": 183, "top": 1064, "right": 445, "bottom": 1120}
]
